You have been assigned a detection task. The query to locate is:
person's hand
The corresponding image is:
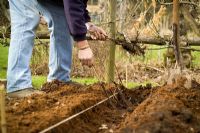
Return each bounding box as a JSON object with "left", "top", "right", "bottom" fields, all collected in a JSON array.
[
  {"left": 86, "top": 22, "right": 108, "bottom": 40},
  {"left": 40, "top": 16, "right": 47, "bottom": 25},
  {"left": 77, "top": 40, "right": 94, "bottom": 67}
]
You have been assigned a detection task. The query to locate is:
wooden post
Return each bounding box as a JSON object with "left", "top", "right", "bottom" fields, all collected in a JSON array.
[
  {"left": 126, "top": 64, "right": 128, "bottom": 88},
  {"left": 172, "top": 0, "right": 183, "bottom": 71},
  {"left": 106, "top": 0, "right": 117, "bottom": 82},
  {"left": 0, "top": 85, "right": 6, "bottom": 133}
]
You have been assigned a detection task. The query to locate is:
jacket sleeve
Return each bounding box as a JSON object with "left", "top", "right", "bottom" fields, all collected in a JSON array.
[
  {"left": 63, "top": 0, "right": 90, "bottom": 41},
  {"left": 83, "top": 0, "right": 91, "bottom": 22}
]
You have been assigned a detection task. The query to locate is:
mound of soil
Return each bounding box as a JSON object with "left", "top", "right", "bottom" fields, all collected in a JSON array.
[
  {"left": 3, "top": 80, "right": 200, "bottom": 133},
  {"left": 5, "top": 83, "right": 114, "bottom": 133},
  {"left": 118, "top": 81, "right": 200, "bottom": 133}
]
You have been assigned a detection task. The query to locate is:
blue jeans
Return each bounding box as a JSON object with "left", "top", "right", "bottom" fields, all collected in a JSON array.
[{"left": 7, "top": 0, "right": 73, "bottom": 93}]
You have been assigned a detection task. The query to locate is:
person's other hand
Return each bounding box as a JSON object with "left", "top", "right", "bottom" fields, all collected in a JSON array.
[
  {"left": 86, "top": 22, "right": 108, "bottom": 40},
  {"left": 77, "top": 40, "right": 94, "bottom": 67}
]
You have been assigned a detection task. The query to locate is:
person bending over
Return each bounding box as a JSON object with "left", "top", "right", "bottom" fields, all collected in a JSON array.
[{"left": 7, "top": 0, "right": 107, "bottom": 98}]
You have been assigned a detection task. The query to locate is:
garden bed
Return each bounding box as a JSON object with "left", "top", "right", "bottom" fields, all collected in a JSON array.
[{"left": 3, "top": 79, "right": 200, "bottom": 133}]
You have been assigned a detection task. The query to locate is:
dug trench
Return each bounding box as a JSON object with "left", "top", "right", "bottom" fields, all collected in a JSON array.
[{"left": 2, "top": 79, "right": 200, "bottom": 133}]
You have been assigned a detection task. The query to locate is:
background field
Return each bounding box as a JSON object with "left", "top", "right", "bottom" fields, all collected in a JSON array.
[{"left": 1, "top": 42, "right": 200, "bottom": 89}]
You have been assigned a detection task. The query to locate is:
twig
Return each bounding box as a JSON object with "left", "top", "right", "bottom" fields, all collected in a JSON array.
[
  {"left": 144, "top": 65, "right": 164, "bottom": 73},
  {"left": 0, "top": 85, "right": 6, "bottom": 133},
  {"left": 180, "top": 47, "right": 200, "bottom": 52},
  {"left": 160, "top": 1, "right": 198, "bottom": 6},
  {"left": 146, "top": 46, "right": 200, "bottom": 52}
]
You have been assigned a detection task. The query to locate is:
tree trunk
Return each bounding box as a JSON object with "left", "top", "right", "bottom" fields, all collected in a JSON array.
[{"left": 173, "top": 0, "right": 183, "bottom": 70}]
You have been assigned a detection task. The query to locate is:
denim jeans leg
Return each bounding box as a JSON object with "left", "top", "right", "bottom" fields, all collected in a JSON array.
[
  {"left": 7, "top": 0, "right": 40, "bottom": 93},
  {"left": 38, "top": 3, "right": 73, "bottom": 82}
]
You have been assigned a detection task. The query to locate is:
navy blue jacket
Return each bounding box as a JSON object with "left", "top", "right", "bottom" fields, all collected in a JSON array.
[
  {"left": 47, "top": 0, "right": 90, "bottom": 41},
  {"left": 63, "top": 0, "right": 90, "bottom": 41}
]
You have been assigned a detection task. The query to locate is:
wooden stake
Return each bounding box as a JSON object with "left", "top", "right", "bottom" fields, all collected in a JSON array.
[
  {"left": 126, "top": 64, "right": 128, "bottom": 88},
  {"left": 173, "top": 0, "right": 183, "bottom": 71},
  {"left": 106, "top": 0, "right": 117, "bottom": 82},
  {"left": 0, "top": 85, "right": 6, "bottom": 133}
]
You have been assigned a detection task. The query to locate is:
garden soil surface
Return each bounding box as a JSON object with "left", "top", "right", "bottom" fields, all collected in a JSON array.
[{"left": 2, "top": 79, "right": 200, "bottom": 133}]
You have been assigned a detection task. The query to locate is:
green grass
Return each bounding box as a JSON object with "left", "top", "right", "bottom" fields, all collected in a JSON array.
[
  {"left": 116, "top": 45, "right": 167, "bottom": 64},
  {"left": 32, "top": 76, "right": 47, "bottom": 88},
  {"left": 143, "top": 46, "right": 166, "bottom": 64},
  {"left": 0, "top": 45, "right": 8, "bottom": 78},
  {"left": 192, "top": 47, "right": 200, "bottom": 67},
  {"left": 125, "top": 81, "right": 159, "bottom": 88},
  {"left": 32, "top": 76, "right": 99, "bottom": 89},
  {"left": 72, "top": 77, "right": 98, "bottom": 85}
]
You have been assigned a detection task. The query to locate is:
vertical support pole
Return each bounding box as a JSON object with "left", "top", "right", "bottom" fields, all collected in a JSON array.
[
  {"left": 0, "top": 85, "right": 6, "bottom": 133},
  {"left": 126, "top": 64, "right": 128, "bottom": 88},
  {"left": 106, "top": 0, "right": 117, "bottom": 82},
  {"left": 173, "top": 0, "right": 183, "bottom": 71}
]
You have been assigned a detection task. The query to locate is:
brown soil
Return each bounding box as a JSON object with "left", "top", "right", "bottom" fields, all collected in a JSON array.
[
  {"left": 3, "top": 80, "right": 200, "bottom": 133},
  {"left": 118, "top": 80, "right": 200, "bottom": 133}
]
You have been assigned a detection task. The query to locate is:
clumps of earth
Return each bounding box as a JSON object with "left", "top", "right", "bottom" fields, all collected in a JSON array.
[{"left": 2, "top": 78, "right": 200, "bottom": 133}]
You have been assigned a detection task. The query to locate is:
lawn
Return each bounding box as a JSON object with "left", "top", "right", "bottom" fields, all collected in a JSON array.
[
  {"left": 1, "top": 43, "right": 199, "bottom": 89},
  {"left": 32, "top": 76, "right": 99, "bottom": 89},
  {"left": 0, "top": 45, "right": 8, "bottom": 78},
  {"left": 192, "top": 47, "right": 200, "bottom": 67}
]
